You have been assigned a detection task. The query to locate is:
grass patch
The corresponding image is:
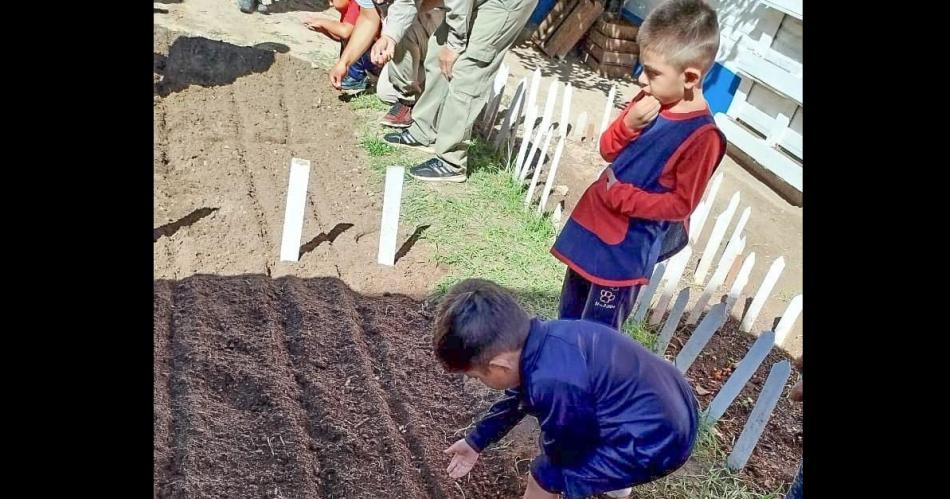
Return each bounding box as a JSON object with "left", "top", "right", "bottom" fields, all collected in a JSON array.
[
  {"left": 360, "top": 135, "right": 396, "bottom": 157},
  {"left": 401, "top": 139, "right": 564, "bottom": 316},
  {"left": 624, "top": 319, "right": 658, "bottom": 351},
  {"left": 349, "top": 93, "right": 389, "bottom": 112}
]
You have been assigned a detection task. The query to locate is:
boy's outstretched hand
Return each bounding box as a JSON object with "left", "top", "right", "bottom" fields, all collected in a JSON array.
[{"left": 444, "top": 439, "right": 479, "bottom": 479}]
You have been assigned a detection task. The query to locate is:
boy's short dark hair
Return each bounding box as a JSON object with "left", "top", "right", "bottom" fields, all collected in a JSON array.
[
  {"left": 637, "top": 0, "right": 721, "bottom": 73},
  {"left": 433, "top": 278, "right": 531, "bottom": 372}
]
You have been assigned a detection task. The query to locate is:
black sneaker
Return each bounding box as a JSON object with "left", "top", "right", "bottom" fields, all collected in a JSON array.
[
  {"left": 383, "top": 130, "right": 434, "bottom": 153},
  {"left": 409, "top": 158, "right": 466, "bottom": 183}
]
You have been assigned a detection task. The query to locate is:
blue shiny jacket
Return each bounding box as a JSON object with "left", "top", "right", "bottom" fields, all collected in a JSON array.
[{"left": 465, "top": 318, "right": 699, "bottom": 496}]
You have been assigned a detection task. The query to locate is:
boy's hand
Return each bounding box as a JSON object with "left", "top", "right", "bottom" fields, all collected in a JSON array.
[
  {"left": 303, "top": 16, "right": 325, "bottom": 31},
  {"left": 372, "top": 35, "right": 397, "bottom": 66},
  {"left": 444, "top": 439, "right": 479, "bottom": 479},
  {"left": 623, "top": 90, "right": 661, "bottom": 130},
  {"left": 438, "top": 46, "right": 460, "bottom": 80},
  {"left": 329, "top": 60, "right": 348, "bottom": 90}
]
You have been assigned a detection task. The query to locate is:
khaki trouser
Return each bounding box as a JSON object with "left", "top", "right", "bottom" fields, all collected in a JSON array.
[
  {"left": 382, "top": 9, "right": 445, "bottom": 104},
  {"left": 407, "top": 0, "right": 538, "bottom": 171}
]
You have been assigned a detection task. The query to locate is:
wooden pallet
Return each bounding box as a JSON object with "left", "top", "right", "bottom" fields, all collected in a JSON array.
[
  {"left": 583, "top": 39, "right": 638, "bottom": 66},
  {"left": 532, "top": 0, "right": 579, "bottom": 46},
  {"left": 579, "top": 49, "right": 634, "bottom": 79},
  {"left": 587, "top": 27, "right": 639, "bottom": 54},
  {"left": 540, "top": 0, "right": 605, "bottom": 59},
  {"left": 594, "top": 15, "right": 639, "bottom": 40}
]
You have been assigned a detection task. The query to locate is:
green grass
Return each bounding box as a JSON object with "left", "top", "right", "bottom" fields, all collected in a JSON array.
[
  {"left": 624, "top": 319, "right": 658, "bottom": 351},
  {"left": 359, "top": 135, "right": 397, "bottom": 157},
  {"left": 640, "top": 464, "right": 785, "bottom": 499},
  {"left": 349, "top": 93, "right": 390, "bottom": 112},
  {"left": 401, "top": 138, "right": 564, "bottom": 316},
  {"left": 632, "top": 419, "right": 786, "bottom": 498},
  {"left": 346, "top": 94, "right": 783, "bottom": 499}
]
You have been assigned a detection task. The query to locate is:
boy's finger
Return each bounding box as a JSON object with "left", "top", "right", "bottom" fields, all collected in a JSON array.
[{"left": 449, "top": 464, "right": 467, "bottom": 479}]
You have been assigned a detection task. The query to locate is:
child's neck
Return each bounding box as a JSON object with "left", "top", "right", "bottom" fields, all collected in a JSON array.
[{"left": 664, "top": 87, "right": 708, "bottom": 114}]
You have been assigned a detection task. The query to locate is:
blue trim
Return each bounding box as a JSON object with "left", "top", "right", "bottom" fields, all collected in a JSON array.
[
  {"left": 529, "top": 0, "right": 557, "bottom": 25},
  {"left": 620, "top": 7, "right": 644, "bottom": 25},
  {"left": 703, "top": 64, "right": 740, "bottom": 114}
]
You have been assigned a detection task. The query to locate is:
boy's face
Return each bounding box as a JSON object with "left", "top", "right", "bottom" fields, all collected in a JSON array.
[{"left": 637, "top": 50, "right": 703, "bottom": 106}]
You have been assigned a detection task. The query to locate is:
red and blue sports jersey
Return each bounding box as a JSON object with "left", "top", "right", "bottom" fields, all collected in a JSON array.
[{"left": 551, "top": 92, "right": 726, "bottom": 287}]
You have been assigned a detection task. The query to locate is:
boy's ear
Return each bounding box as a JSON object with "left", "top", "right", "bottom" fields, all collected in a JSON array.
[
  {"left": 488, "top": 354, "right": 517, "bottom": 371},
  {"left": 683, "top": 67, "right": 703, "bottom": 90}
]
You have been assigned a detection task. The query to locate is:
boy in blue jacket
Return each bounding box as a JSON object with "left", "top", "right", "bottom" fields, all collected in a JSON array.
[{"left": 435, "top": 279, "right": 699, "bottom": 498}]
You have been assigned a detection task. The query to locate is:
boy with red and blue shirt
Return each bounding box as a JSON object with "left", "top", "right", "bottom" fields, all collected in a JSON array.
[
  {"left": 304, "top": 0, "right": 379, "bottom": 94},
  {"left": 551, "top": 0, "right": 727, "bottom": 332}
]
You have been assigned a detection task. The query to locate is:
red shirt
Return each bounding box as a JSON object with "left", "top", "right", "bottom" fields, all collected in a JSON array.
[{"left": 340, "top": 0, "right": 360, "bottom": 26}]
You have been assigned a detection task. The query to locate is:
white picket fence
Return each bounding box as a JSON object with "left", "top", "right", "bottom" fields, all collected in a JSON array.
[
  {"left": 478, "top": 67, "right": 614, "bottom": 227},
  {"left": 630, "top": 172, "right": 801, "bottom": 471}
]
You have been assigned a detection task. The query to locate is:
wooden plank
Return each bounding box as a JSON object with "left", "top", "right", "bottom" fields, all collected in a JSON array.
[
  {"left": 687, "top": 236, "right": 745, "bottom": 325},
  {"left": 768, "top": 15, "right": 803, "bottom": 74},
  {"left": 493, "top": 77, "right": 527, "bottom": 153},
  {"left": 726, "top": 252, "right": 756, "bottom": 315},
  {"left": 598, "top": 83, "right": 617, "bottom": 137},
  {"left": 587, "top": 28, "right": 639, "bottom": 54},
  {"left": 674, "top": 303, "right": 728, "bottom": 374},
  {"left": 655, "top": 288, "right": 690, "bottom": 356},
  {"left": 726, "top": 360, "right": 792, "bottom": 471},
  {"left": 279, "top": 158, "right": 311, "bottom": 262},
  {"left": 740, "top": 256, "right": 786, "bottom": 332},
  {"left": 542, "top": 0, "right": 604, "bottom": 59},
  {"left": 738, "top": 83, "right": 798, "bottom": 140},
  {"left": 524, "top": 124, "right": 557, "bottom": 207},
  {"left": 376, "top": 166, "right": 405, "bottom": 266},
  {"left": 702, "top": 330, "right": 776, "bottom": 425},
  {"left": 649, "top": 245, "right": 693, "bottom": 325},
  {"left": 572, "top": 111, "right": 588, "bottom": 141},
  {"left": 532, "top": 0, "right": 580, "bottom": 46},
  {"left": 694, "top": 192, "right": 740, "bottom": 285},
  {"left": 583, "top": 119, "right": 597, "bottom": 144},
  {"left": 595, "top": 15, "right": 639, "bottom": 40},
  {"left": 715, "top": 114, "right": 803, "bottom": 192},
  {"left": 689, "top": 171, "right": 723, "bottom": 244},
  {"left": 481, "top": 62, "right": 510, "bottom": 137},
  {"left": 519, "top": 81, "right": 559, "bottom": 182},
  {"left": 631, "top": 261, "right": 667, "bottom": 323},
  {"left": 538, "top": 133, "right": 568, "bottom": 214},
  {"left": 512, "top": 71, "right": 542, "bottom": 176},
  {"left": 778, "top": 106, "right": 803, "bottom": 159},
  {"left": 557, "top": 83, "right": 573, "bottom": 137},
  {"left": 774, "top": 294, "right": 802, "bottom": 347},
  {"left": 581, "top": 50, "right": 634, "bottom": 79},
  {"left": 583, "top": 40, "right": 638, "bottom": 66}
]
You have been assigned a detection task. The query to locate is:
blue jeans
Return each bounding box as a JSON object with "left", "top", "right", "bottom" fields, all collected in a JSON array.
[{"left": 347, "top": 51, "right": 377, "bottom": 81}]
